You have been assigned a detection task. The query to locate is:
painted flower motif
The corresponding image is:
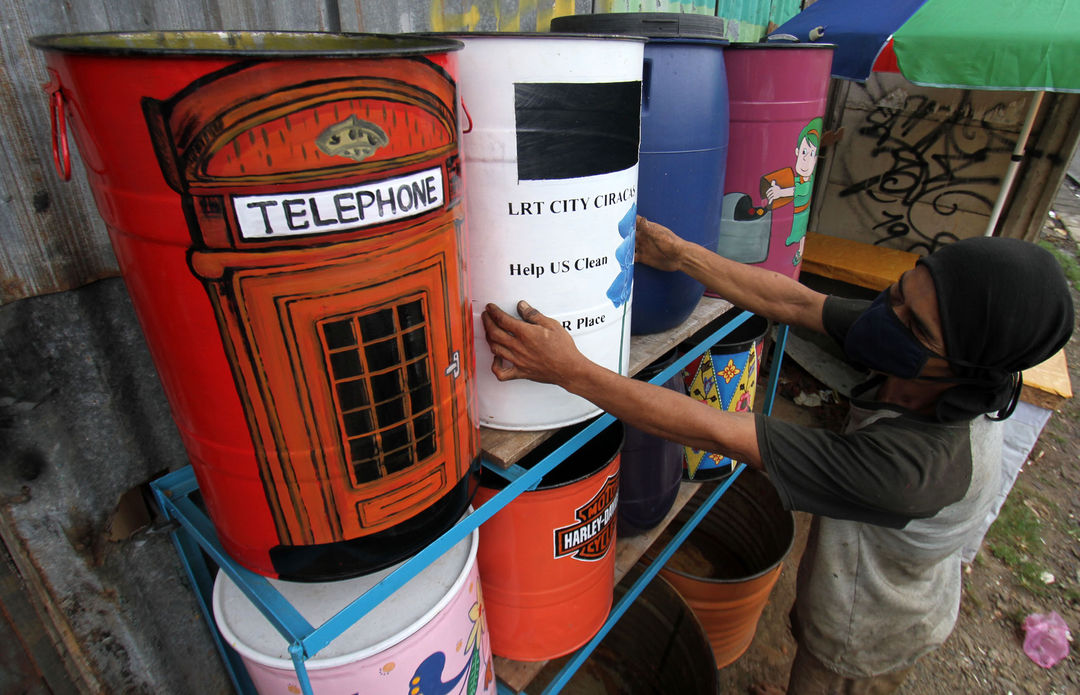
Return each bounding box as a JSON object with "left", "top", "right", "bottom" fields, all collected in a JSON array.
[
  {"left": 464, "top": 597, "right": 483, "bottom": 655},
  {"left": 718, "top": 358, "right": 742, "bottom": 384},
  {"left": 606, "top": 204, "right": 636, "bottom": 308}
]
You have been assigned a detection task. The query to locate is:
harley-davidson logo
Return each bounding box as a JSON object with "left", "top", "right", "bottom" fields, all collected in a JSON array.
[
  {"left": 316, "top": 115, "right": 389, "bottom": 162},
  {"left": 553, "top": 473, "right": 618, "bottom": 561}
]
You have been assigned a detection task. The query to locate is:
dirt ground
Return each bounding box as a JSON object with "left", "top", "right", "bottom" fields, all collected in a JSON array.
[{"left": 712, "top": 176, "right": 1080, "bottom": 694}]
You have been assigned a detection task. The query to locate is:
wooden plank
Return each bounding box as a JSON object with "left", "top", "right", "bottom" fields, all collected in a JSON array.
[
  {"left": 801, "top": 232, "right": 918, "bottom": 291},
  {"left": 1, "top": 0, "right": 117, "bottom": 305},
  {"left": 0, "top": 510, "right": 99, "bottom": 692},
  {"left": 1021, "top": 348, "right": 1072, "bottom": 411},
  {"left": 494, "top": 479, "right": 702, "bottom": 692},
  {"left": 480, "top": 296, "right": 733, "bottom": 468},
  {"left": 998, "top": 92, "right": 1080, "bottom": 242},
  {"left": 0, "top": 536, "right": 79, "bottom": 695}
]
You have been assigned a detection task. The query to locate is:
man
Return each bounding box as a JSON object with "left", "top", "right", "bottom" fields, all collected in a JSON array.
[{"left": 481, "top": 216, "right": 1073, "bottom": 694}]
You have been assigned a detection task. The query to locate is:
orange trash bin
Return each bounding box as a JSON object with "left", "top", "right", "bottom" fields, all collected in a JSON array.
[{"left": 473, "top": 420, "right": 623, "bottom": 661}]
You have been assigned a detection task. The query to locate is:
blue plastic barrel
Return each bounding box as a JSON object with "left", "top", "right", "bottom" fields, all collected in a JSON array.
[
  {"left": 618, "top": 349, "right": 686, "bottom": 536},
  {"left": 551, "top": 14, "right": 730, "bottom": 335}
]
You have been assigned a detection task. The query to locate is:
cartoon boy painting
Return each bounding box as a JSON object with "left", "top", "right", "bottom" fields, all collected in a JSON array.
[{"left": 761, "top": 117, "right": 823, "bottom": 266}]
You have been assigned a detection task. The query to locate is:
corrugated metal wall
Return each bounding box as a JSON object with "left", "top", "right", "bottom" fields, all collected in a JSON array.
[{"left": 0, "top": 2, "right": 804, "bottom": 692}]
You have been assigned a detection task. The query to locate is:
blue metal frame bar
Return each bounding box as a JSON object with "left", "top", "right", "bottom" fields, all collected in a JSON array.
[
  {"left": 150, "top": 482, "right": 257, "bottom": 695},
  {"left": 762, "top": 323, "right": 789, "bottom": 417},
  {"left": 157, "top": 475, "right": 316, "bottom": 643},
  {"left": 150, "top": 310, "right": 771, "bottom": 695},
  {"left": 480, "top": 460, "right": 538, "bottom": 488}
]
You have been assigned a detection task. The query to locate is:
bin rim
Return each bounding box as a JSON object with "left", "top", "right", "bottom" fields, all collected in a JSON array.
[
  {"left": 479, "top": 420, "right": 625, "bottom": 492},
  {"left": 29, "top": 30, "right": 464, "bottom": 57},
  {"left": 417, "top": 31, "right": 647, "bottom": 43},
  {"left": 644, "top": 36, "right": 730, "bottom": 46},
  {"left": 212, "top": 525, "right": 479, "bottom": 670},
  {"left": 657, "top": 475, "right": 797, "bottom": 585},
  {"left": 727, "top": 41, "right": 836, "bottom": 50},
  {"left": 679, "top": 313, "right": 771, "bottom": 355},
  {"left": 551, "top": 11, "right": 730, "bottom": 42}
]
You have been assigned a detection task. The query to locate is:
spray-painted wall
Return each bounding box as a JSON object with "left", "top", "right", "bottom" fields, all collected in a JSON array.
[
  {"left": 0, "top": 1, "right": 803, "bottom": 693},
  {"left": 811, "top": 72, "right": 1080, "bottom": 252}
]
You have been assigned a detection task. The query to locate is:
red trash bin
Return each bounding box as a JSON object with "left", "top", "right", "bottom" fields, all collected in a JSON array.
[{"left": 32, "top": 32, "right": 479, "bottom": 581}]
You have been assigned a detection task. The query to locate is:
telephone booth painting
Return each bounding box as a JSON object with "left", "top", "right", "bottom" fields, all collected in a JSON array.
[{"left": 138, "top": 54, "right": 478, "bottom": 579}]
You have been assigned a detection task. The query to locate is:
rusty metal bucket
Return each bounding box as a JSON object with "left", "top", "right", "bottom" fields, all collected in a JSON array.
[
  {"left": 533, "top": 566, "right": 718, "bottom": 694},
  {"left": 658, "top": 468, "right": 795, "bottom": 668}
]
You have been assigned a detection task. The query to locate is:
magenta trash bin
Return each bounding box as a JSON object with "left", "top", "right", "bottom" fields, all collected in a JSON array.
[{"left": 716, "top": 43, "right": 834, "bottom": 279}]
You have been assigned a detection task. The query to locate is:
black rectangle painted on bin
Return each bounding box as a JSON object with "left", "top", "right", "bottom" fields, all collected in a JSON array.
[{"left": 515, "top": 81, "right": 641, "bottom": 181}]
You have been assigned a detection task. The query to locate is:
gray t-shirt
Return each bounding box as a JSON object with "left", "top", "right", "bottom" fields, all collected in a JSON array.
[{"left": 754, "top": 296, "right": 1002, "bottom": 676}]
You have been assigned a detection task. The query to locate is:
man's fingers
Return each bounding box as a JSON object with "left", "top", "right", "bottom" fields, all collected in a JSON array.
[
  {"left": 491, "top": 354, "right": 518, "bottom": 381},
  {"left": 516, "top": 300, "right": 541, "bottom": 323},
  {"left": 517, "top": 300, "right": 562, "bottom": 331},
  {"left": 484, "top": 302, "right": 516, "bottom": 328},
  {"left": 481, "top": 307, "right": 516, "bottom": 344}
]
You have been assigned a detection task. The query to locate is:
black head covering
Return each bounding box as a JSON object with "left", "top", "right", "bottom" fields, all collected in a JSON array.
[{"left": 918, "top": 237, "right": 1074, "bottom": 422}]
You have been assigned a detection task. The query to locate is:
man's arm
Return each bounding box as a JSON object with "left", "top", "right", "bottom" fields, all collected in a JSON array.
[
  {"left": 635, "top": 216, "right": 827, "bottom": 334},
  {"left": 481, "top": 301, "right": 764, "bottom": 469}
]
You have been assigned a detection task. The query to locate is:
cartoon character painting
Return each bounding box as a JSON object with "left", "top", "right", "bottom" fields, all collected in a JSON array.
[
  {"left": 716, "top": 117, "right": 824, "bottom": 273},
  {"left": 761, "top": 117, "right": 823, "bottom": 266}
]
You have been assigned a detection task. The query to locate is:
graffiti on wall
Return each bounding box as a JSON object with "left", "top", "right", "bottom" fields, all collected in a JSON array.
[
  {"left": 417, "top": 1, "right": 801, "bottom": 37},
  {"left": 428, "top": 0, "right": 576, "bottom": 31},
  {"left": 838, "top": 91, "right": 1019, "bottom": 254}
]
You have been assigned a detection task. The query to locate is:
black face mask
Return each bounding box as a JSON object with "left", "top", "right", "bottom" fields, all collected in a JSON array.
[
  {"left": 844, "top": 290, "right": 989, "bottom": 379},
  {"left": 844, "top": 290, "right": 937, "bottom": 379},
  {"left": 846, "top": 290, "right": 1024, "bottom": 420}
]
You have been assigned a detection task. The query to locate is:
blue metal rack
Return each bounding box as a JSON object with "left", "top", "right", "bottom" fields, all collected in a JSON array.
[{"left": 150, "top": 310, "right": 788, "bottom": 695}]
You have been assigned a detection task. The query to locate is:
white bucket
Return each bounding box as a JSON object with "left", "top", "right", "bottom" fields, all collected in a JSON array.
[
  {"left": 212, "top": 527, "right": 492, "bottom": 694},
  {"left": 456, "top": 34, "right": 645, "bottom": 430}
]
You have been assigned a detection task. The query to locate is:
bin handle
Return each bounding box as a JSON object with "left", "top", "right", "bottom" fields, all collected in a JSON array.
[
  {"left": 460, "top": 97, "right": 473, "bottom": 134},
  {"left": 641, "top": 58, "right": 652, "bottom": 117},
  {"left": 45, "top": 71, "right": 71, "bottom": 181}
]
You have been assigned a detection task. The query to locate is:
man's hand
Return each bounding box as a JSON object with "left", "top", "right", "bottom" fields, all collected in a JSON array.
[
  {"left": 481, "top": 301, "right": 592, "bottom": 386},
  {"left": 634, "top": 215, "right": 686, "bottom": 272}
]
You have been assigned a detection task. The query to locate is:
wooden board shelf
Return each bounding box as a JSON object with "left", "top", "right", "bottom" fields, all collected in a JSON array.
[{"left": 801, "top": 231, "right": 918, "bottom": 292}]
